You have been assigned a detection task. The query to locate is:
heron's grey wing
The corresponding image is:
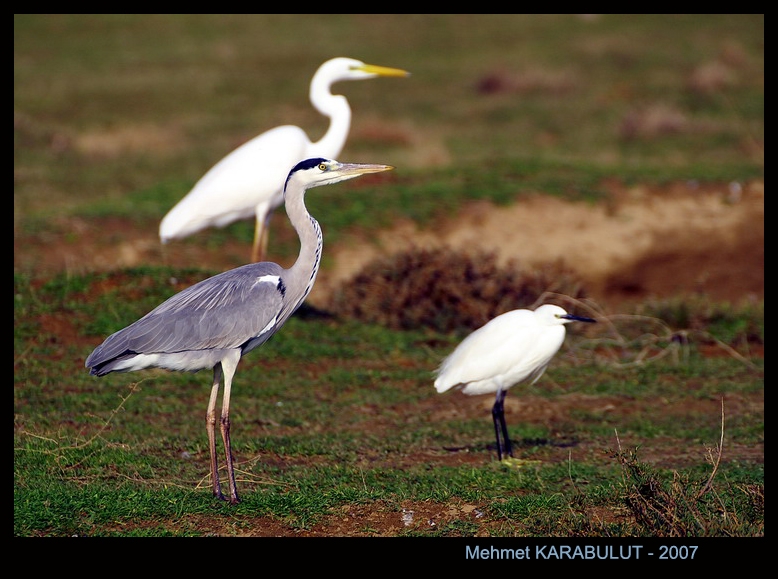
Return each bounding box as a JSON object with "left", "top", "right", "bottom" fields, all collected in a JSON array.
[{"left": 86, "top": 263, "right": 286, "bottom": 368}]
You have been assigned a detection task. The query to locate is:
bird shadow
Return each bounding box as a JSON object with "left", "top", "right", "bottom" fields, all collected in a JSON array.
[
  {"left": 293, "top": 303, "right": 336, "bottom": 320},
  {"left": 443, "top": 436, "right": 580, "bottom": 455}
]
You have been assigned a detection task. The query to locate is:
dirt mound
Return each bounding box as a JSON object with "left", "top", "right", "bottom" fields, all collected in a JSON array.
[
  {"left": 315, "top": 179, "right": 764, "bottom": 310},
  {"left": 14, "top": 180, "right": 763, "bottom": 311}
]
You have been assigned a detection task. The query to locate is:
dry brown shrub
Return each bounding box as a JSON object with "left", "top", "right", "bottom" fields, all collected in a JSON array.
[{"left": 325, "top": 247, "right": 587, "bottom": 333}]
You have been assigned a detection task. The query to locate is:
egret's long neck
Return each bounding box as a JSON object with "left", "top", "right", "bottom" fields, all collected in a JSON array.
[
  {"left": 284, "top": 184, "right": 322, "bottom": 310},
  {"left": 309, "top": 87, "right": 351, "bottom": 157}
]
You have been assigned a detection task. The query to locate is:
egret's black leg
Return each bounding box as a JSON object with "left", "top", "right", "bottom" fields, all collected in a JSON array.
[{"left": 492, "top": 390, "right": 513, "bottom": 460}]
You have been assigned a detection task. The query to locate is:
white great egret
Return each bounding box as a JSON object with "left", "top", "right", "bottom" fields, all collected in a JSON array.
[
  {"left": 87, "top": 158, "right": 394, "bottom": 504},
  {"left": 434, "top": 304, "right": 596, "bottom": 460},
  {"left": 159, "top": 57, "right": 409, "bottom": 262}
]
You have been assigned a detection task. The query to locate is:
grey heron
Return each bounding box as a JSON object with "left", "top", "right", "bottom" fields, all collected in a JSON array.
[
  {"left": 159, "top": 57, "right": 409, "bottom": 263},
  {"left": 86, "top": 157, "right": 394, "bottom": 503},
  {"left": 434, "top": 304, "right": 596, "bottom": 461}
]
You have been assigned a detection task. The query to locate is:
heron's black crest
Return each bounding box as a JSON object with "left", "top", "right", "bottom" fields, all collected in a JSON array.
[
  {"left": 293, "top": 157, "right": 329, "bottom": 174},
  {"left": 285, "top": 157, "right": 330, "bottom": 190}
]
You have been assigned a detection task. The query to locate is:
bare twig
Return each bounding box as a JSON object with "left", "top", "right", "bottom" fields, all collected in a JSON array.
[
  {"left": 532, "top": 293, "right": 759, "bottom": 370},
  {"left": 697, "top": 397, "right": 725, "bottom": 499}
]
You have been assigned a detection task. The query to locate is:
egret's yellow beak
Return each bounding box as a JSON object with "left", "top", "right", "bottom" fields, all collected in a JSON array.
[{"left": 358, "top": 63, "right": 410, "bottom": 78}]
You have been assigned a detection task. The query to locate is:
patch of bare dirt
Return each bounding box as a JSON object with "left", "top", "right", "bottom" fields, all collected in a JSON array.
[
  {"left": 14, "top": 179, "right": 763, "bottom": 312},
  {"left": 314, "top": 179, "right": 764, "bottom": 310}
]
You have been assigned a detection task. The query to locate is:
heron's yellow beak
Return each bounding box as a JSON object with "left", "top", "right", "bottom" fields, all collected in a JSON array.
[
  {"left": 311, "top": 161, "right": 393, "bottom": 188},
  {"left": 336, "top": 162, "right": 395, "bottom": 177}
]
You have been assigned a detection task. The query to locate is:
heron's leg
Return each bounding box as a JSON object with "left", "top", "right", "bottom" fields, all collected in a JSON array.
[
  {"left": 492, "top": 390, "right": 513, "bottom": 460},
  {"left": 206, "top": 364, "right": 225, "bottom": 500},
  {"left": 219, "top": 350, "right": 242, "bottom": 504}
]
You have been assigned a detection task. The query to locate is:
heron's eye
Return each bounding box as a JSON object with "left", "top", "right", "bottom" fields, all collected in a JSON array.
[{"left": 318, "top": 163, "right": 327, "bottom": 171}]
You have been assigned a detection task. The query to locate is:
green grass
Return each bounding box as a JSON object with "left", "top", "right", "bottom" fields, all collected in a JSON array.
[{"left": 14, "top": 266, "right": 764, "bottom": 537}]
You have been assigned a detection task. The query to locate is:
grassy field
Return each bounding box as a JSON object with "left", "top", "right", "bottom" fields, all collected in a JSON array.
[{"left": 14, "top": 15, "right": 763, "bottom": 542}]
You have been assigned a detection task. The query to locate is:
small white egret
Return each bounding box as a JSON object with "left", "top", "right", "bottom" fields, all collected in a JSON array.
[
  {"left": 434, "top": 304, "right": 596, "bottom": 460},
  {"left": 87, "top": 157, "right": 394, "bottom": 504},
  {"left": 159, "top": 57, "right": 409, "bottom": 262}
]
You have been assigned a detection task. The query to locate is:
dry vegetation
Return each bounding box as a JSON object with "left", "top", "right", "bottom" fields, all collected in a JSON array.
[{"left": 326, "top": 247, "right": 587, "bottom": 332}]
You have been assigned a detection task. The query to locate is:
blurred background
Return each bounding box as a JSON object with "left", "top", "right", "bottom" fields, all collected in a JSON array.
[{"left": 14, "top": 14, "right": 764, "bottom": 312}]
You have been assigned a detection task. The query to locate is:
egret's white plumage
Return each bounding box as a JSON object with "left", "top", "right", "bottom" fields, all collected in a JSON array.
[
  {"left": 87, "top": 157, "right": 394, "bottom": 504},
  {"left": 159, "top": 57, "right": 409, "bottom": 262},
  {"left": 434, "top": 304, "right": 596, "bottom": 460}
]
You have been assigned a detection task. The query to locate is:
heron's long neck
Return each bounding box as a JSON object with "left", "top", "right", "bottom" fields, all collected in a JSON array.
[
  {"left": 285, "top": 187, "right": 322, "bottom": 308},
  {"left": 310, "top": 90, "right": 351, "bottom": 157}
]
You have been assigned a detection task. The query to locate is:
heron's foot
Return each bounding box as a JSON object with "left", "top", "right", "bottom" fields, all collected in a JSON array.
[{"left": 213, "top": 491, "right": 240, "bottom": 505}]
